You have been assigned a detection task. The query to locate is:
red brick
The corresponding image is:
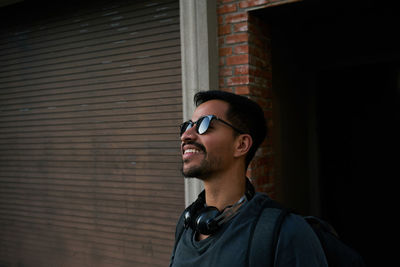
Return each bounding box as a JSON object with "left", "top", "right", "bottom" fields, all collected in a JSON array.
[
  {"left": 234, "top": 65, "right": 249, "bottom": 75},
  {"left": 236, "top": 86, "right": 250, "bottom": 95},
  {"left": 225, "top": 33, "right": 248, "bottom": 44},
  {"left": 226, "top": 54, "right": 249, "bottom": 65},
  {"left": 227, "top": 75, "right": 250, "bottom": 86},
  {"left": 217, "top": 0, "right": 276, "bottom": 197},
  {"left": 218, "top": 3, "right": 237, "bottom": 14},
  {"left": 219, "top": 47, "right": 233, "bottom": 56},
  {"left": 252, "top": 57, "right": 268, "bottom": 68},
  {"left": 239, "top": 0, "right": 270, "bottom": 9},
  {"left": 219, "top": 24, "right": 231, "bottom": 35},
  {"left": 233, "top": 44, "right": 249, "bottom": 54},
  {"left": 225, "top": 13, "right": 248, "bottom": 23},
  {"left": 250, "top": 85, "right": 271, "bottom": 98},
  {"left": 252, "top": 47, "right": 269, "bottom": 61},
  {"left": 219, "top": 77, "right": 225, "bottom": 87},
  {"left": 219, "top": 57, "right": 225, "bottom": 66},
  {"left": 234, "top": 22, "right": 248, "bottom": 32},
  {"left": 221, "top": 87, "right": 235, "bottom": 93},
  {"left": 218, "top": 15, "right": 224, "bottom": 24},
  {"left": 219, "top": 36, "right": 225, "bottom": 45},
  {"left": 220, "top": 66, "right": 233, "bottom": 76},
  {"left": 253, "top": 97, "right": 268, "bottom": 109}
]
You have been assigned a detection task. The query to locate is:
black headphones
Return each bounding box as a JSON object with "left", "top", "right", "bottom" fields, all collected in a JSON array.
[{"left": 183, "top": 178, "right": 255, "bottom": 236}]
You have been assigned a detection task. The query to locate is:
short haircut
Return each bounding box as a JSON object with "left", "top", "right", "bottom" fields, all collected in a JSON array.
[{"left": 194, "top": 90, "right": 267, "bottom": 168}]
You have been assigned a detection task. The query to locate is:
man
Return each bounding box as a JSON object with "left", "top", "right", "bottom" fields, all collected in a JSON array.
[{"left": 170, "top": 90, "right": 328, "bottom": 266}]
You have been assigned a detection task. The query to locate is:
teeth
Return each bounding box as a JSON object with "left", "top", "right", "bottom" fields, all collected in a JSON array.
[{"left": 184, "top": 149, "right": 200, "bottom": 154}]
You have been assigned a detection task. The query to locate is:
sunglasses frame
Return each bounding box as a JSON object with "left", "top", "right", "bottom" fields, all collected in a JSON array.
[{"left": 180, "top": 115, "right": 245, "bottom": 136}]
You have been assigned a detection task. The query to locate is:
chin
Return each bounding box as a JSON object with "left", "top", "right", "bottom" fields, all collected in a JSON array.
[
  {"left": 182, "top": 165, "right": 209, "bottom": 180},
  {"left": 181, "top": 156, "right": 215, "bottom": 180}
]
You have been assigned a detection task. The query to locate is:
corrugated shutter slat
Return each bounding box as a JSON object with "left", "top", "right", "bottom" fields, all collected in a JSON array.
[{"left": 0, "top": 1, "right": 183, "bottom": 266}]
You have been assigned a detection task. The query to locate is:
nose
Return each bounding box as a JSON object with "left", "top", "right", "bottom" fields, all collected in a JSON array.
[{"left": 180, "top": 123, "right": 197, "bottom": 142}]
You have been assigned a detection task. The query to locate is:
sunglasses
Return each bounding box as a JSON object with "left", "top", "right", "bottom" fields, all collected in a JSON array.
[{"left": 180, "top": 115, "right": 244, "bottom": 136}]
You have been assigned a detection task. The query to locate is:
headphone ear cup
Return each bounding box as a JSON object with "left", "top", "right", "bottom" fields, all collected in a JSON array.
[
  {"left": 183, "top": 192, "right": 206, "bottom": 230},
  {"left": 183, "top": 208, "right": 192, "bottom": 229},
  {"left": 195, "top": 206, "right": 221, "bottom": 235}
]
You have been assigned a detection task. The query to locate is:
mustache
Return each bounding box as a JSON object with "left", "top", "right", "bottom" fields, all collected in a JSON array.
[{"left": 181, "top": 141, "right": 206, "bottom": 153}]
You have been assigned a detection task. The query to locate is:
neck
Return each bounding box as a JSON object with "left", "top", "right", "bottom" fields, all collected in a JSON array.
[{"left": 202, "top": 164, "right": 246, "bottom": 211}]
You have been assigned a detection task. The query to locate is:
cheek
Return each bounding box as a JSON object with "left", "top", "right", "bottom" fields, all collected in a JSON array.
[{"left": 204, "top": 135, "right": 235, "bottom": 160}]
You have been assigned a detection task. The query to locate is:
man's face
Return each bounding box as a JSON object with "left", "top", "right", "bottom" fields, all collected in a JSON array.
[{"left": 180, "top": 100, "right": 236, "bottom": 180}]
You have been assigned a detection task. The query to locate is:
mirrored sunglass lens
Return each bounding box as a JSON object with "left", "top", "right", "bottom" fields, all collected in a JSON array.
[
  {"left": 198, "top": 116, "right": 210, "bottom": 135},
  {"left": 181, "top": 122, "right": 192, "bottom": 135}
]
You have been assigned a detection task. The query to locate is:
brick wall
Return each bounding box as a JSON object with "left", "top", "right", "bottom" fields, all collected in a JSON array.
[{"left": 217, "top": 0, "right": 293, "bottom": 197}]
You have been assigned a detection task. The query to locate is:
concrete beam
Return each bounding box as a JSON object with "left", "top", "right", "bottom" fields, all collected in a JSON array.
[{"left": 180, "top": 0, "right": 218, "bottom": 207}]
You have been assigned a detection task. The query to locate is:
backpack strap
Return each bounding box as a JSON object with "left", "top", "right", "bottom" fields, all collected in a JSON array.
[
  {"left": 247, "top": 197, "right": 289, "bottom": 267},
  {"left": 270, "top": 207, "right": 290, "bottom": 266},
  {"left": 171, "top": 195, "right": 289, "bottom": 267}
]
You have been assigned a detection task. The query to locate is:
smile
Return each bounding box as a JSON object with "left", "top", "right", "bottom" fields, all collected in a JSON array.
[{"left": 184, "top": 149, "right": 201, "bottom": 154}]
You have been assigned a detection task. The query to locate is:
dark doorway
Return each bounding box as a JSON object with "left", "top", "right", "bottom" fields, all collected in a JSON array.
[
  {"left": 317, "top": 62, "right": 399, "bottom": 266},
  {"left": 253, "top": 1, "right": 399, "bottom": 265}
]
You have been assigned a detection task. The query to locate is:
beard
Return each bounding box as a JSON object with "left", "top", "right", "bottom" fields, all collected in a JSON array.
[
  {"left": 181, "top": 144, "right": 222, "bottom": 180},
  {"left": 181, "top": 156, "right": 213, "bottom": 180}
]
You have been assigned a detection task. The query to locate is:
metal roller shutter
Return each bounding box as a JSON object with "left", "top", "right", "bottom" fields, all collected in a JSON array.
[{"left": 0, "top": 1, "right": 183, "bottom": 266}]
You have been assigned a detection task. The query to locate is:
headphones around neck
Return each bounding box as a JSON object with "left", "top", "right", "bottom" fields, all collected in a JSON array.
[{"left": 183, "top": 178, "right": 255, "bottom": 236}]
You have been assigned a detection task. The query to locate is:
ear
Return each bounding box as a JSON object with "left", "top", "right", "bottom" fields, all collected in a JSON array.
[{"left": 233, "top": 134, "right": 253, "bottom": 158}]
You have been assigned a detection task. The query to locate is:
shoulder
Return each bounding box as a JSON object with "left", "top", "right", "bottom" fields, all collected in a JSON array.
[
  {"left": 249, "top": 193, "right": 328, "bottom": 266},
  {"left": 282, "top": 213, "right": 316, "bottom": 239},
  {"left": 249, "top": 192, "right": 281, "bottom": 209},
  {"left": 275, "top": 213, "right": 328, "bottom": 266},
  {"left": 249, "top": 193, "right": 319, "bottom": 243}
]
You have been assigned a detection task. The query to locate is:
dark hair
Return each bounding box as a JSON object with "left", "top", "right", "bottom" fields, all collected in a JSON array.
[{"left": 194, "top": 90, "right": 267, "bottom": 168}]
